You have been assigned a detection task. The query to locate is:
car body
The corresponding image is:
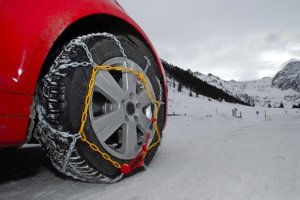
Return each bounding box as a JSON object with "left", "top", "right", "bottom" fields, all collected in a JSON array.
[{"left": 0, "top": 0, "right": 167, "bottom": 147}]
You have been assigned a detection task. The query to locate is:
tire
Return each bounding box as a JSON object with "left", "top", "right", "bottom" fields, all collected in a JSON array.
[{"left": 34, "top": 33, "right": 165, "bottom": 183}]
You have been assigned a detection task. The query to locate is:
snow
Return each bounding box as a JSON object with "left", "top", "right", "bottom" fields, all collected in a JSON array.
[
  {"left": 193, "top": 71, "right": 300, "bottom": 108},
  {"left": 1, "top": 85, "right": 300, "bottom": 200}
]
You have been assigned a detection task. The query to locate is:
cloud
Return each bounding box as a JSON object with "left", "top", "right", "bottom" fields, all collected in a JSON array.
[
  {"left": 264, "top": 33, "right": 281, "bottom": 44},
  {"left": 261, "top": 51, "right": 293, "bottom": 65},
  {"left": 119, "top": 0, "right": 300, "bottom": 80}
]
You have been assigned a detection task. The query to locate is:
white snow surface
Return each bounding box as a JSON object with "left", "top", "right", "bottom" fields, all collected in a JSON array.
[{"left": 1, "top": 86, "right": 300, "bottom": 200}]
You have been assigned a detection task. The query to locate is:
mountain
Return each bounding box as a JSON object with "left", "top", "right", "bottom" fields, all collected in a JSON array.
[
  {"left": 162, "top": 60, "right": 300, "bottom": 108},
  {"left": 194, "top": 71, "right": 300, "bottom": 108},
  {"left": 272, "top": 61, "right": 300, "bottom": 92}
]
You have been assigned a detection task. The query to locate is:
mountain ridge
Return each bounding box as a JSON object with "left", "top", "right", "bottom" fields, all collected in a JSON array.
[
  {"left": 162, "top": 60, "right": 300, "bottom": 108},
  {"left": 272, "top": 61, "right": 300, "bottom": 92}
]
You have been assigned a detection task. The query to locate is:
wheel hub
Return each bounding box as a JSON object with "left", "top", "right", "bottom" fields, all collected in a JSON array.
[{"left": 126, "top": 102, "right": 135, "bottom": 116}]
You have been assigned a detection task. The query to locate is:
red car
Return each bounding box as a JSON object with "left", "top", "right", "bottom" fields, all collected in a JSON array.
[{"left": 0, "top": 0, "right": 167, "bottom": 183}]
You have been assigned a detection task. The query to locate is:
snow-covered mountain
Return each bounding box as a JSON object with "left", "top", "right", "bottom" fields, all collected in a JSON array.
[
  {"left": 272, "top": 61, "right": 300, "bottom": 92},
  {"left": 163, "top": 59, "right": 300, "bottom": 108},
  {"left": 193, "top": 70, "right": 300, "bottom": 108}
]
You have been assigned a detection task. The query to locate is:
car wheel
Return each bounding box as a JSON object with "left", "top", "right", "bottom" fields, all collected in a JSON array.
[{"left": 35, "top": 33, "right": 165, "bottom": 183}]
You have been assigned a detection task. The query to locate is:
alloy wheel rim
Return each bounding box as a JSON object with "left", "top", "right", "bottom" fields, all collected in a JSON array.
[{"left": 89, "top": 57, "right": 156, "bottom": 160}]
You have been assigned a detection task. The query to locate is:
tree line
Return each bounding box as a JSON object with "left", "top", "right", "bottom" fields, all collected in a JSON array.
[{"left": 162, "top": 60, "right": 251, "bottom": 106}]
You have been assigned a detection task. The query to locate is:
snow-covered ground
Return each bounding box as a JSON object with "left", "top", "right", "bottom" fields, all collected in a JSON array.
[{"left": 1, "top": 87, "right": 300, "bottom": 200}]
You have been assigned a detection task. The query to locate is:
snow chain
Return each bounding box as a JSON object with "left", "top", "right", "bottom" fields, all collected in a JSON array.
[
  {"left": 35, "top": 32, "right": 163, "bottom": 179},
  {"left": 79, "top": 65, "right": 161, "bottom": 174}
]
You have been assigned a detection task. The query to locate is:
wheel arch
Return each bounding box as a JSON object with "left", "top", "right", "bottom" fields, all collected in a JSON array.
[
  {"left": 40, "top": 14, "right": 159, "bottom": 80},
  {"left": 39, "top": 14, "right": 168, "bottom": 129}
]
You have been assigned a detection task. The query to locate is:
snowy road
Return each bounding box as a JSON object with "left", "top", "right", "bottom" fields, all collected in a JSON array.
[{"left": 1, "top": 90, "right": 300, "bottom": 200}]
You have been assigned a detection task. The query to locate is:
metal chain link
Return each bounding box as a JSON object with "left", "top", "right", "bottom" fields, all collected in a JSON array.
[
  {"left": 59, "top": 62, "right": 92, "bottom": 70},
  {"left": 71, "top": 39, "right": 96, "bottom": 65},
  {"left": 62, "top": 133, "right": 81, "bottom": 173},
  {"left": 144, "top": 56, "right": 151, "bottom": 74},
  {"left": 155, "top": 76, "right": 163, "bottom": 103},
  {"left": 75, "top": 32, "right": 129, "bottom": 67}
]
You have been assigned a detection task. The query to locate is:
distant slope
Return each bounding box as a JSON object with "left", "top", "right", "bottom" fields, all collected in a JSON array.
[
  {"left": 194, "top": 73, "right": 300, "bottom": 108},
  {"left": 193, "top": 72, "right": 255, "bottom": 106},
  {"left": 162, "top": 60, "right": 251, "bottom": 106}
]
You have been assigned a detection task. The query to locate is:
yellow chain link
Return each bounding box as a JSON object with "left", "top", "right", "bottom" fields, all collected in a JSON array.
[{"left": 78, "top": 65, "right": 162, "bottom": 169}]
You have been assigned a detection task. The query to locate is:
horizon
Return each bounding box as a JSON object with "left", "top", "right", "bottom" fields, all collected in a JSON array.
[{"left": 163, "top": 58, "right": 299, "bottom": 82}]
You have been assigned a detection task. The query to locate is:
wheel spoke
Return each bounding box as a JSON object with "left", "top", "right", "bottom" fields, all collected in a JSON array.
[
  {"left": 137, "top": 89, "right": 152, "bottom": 107},
  {"left": 122, "top": 72, "right": 137, "bottom": 93},
  {"left": 123, "top": 122, "right": 138, "bottom": 157},
  {"left": 93, "top": 109, "right": 124, "bottom": 142},
  {"left": 137, "top": 111, "right": 152, "bottom": 134},
  {"left": 94, "top": 70, "right": 125, "bottom": 102}
]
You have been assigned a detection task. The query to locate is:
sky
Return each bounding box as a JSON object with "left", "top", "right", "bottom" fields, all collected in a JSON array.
[{"left": 118, "top": 0, "right": 300, "bottom": 81}]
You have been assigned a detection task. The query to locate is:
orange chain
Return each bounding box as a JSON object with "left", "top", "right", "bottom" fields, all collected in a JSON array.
[{"left": 78, "top": 65, "right": 161, "bottom": 171}]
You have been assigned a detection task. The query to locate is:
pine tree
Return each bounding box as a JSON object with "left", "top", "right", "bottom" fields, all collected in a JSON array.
[
  {"left": 268, "top": 104, "right": 272, "bottom": 108},
  {"left": 292, "top": 103, "right": 300, "bottom": 108},
  {"left": 178, "top": 82, "right": 182, "bottom": 92},
  {"left": 189, "top": 89, "right": 193, "bottom": 97},
  {"left": 279, "top": 102, "right": 284, "bottom": 108}
]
